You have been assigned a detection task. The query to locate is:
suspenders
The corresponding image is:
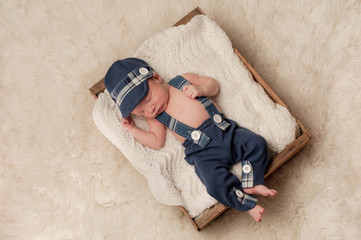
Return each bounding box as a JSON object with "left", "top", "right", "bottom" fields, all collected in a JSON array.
[{"left": 156, "top": 76, "right": 230, "bottom": 148}]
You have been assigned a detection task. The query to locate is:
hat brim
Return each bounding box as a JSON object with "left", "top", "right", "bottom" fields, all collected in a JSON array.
[{"left": 119, "top": 80, "right": 149, "bottom": 118}]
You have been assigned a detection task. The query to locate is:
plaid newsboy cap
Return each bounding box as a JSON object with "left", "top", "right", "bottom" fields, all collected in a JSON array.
[{"left": 104, "top": 58, "right": 154, "bottom": 118}]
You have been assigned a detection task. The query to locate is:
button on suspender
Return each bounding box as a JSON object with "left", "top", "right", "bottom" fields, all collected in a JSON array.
[
  {"left": 155, "top": 75, "right": 230, "bottom": 148},
  {"left": 156, "top": 111, "right": 211, "bottom": 148},
  {"left": 197, "top": 96, "right": 230, "bottom": 130}
]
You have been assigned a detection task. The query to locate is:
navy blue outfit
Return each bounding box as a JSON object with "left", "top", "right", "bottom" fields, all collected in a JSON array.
[{"left": 156, "top": 76, "right": 269, "bottom": 211}]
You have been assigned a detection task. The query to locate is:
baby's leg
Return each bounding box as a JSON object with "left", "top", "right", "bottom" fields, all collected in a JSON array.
[
  {"left": 244, "top": 185, "right": 277, "bottom": 197},
  {"left": 248, "top": 205, "right": 265, "bottom": 222}
]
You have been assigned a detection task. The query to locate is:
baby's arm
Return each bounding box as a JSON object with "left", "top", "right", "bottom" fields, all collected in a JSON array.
[
  {"left": 181, "top": 73, "right": 220, "bottom": 98},
  {"left": 122, "top": 117, "right": 166, "bottom": 150}
]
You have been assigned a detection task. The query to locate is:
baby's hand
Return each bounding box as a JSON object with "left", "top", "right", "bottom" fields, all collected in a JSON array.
[
  {"left": 121, "top": 116, "right": 136, "bottom": 131},
  {"left": 183, "top": 85, "right": 202, "bottom": 99}
]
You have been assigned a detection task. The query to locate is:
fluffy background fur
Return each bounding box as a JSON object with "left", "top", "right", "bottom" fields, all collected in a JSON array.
[{"left": 1, "top": 0, "right": 360, "bottom": 239}]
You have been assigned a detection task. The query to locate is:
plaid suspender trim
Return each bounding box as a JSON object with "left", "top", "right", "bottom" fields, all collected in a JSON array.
[
  {"left": 156, "top": 111, "right": 210, "bottom": 148},
  {"left": 168, "top": 76, "right": 190, "bottom": 90},
  {"left": 197, "top": 96, "right": 231, "bottom": 130}
]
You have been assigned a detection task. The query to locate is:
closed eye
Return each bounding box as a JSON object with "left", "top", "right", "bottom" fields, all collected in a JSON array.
[{"left": 146, "top": 92, "right": 152, "bottom": 102}]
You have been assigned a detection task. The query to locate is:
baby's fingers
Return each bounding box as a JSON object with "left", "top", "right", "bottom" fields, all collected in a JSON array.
[
  {"left": 183, "top": 85, "right": 190, "bottom": 92},
  {"left": 121, "top": 116, "right": 134, "bottom": 126},
  {"left": 189, "top": 92, "right": 197, "bottom": 99},
  {"left": 183, "top": 85, "right": 199, "bottom": 99},
  {"left": 121, "top": 118, "right": 129, "bottom": 124},
  {"left": 121, "top": 117, "right": 135, "bottom": 131}
]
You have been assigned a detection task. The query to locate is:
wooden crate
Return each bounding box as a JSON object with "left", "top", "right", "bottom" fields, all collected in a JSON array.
[{"left": 89, "top": 7, "right": 311, "bottom": 231}]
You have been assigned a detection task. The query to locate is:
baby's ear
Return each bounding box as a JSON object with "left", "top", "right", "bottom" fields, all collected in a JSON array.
[{"left": 153, "top": 72, "right": 163, "bottom": 82}]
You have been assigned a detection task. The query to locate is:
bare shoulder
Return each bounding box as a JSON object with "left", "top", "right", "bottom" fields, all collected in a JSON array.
[
  {"left": 180, "top": 72, "right": 199, "bottom": 79},
  {"left": 180, "top": 73, "right": 208, "bottom": 86}
]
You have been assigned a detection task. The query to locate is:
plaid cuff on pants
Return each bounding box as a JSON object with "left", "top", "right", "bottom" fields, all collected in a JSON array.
[
  {"left": 241, "top": 160, "right": 254, "bottom": 188},
  {"left": 233, "top": 187, "right": 258, "bottom": 210}
]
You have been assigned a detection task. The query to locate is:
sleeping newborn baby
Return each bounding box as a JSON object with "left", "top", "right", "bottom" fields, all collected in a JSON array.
[{"left": 104, "top": 57, "right": 277, "bottom": 222}]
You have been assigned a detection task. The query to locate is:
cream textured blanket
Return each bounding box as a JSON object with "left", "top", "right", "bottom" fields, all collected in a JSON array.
[{"left": 92, "top": 15, "right": 298, "bottom": 218}]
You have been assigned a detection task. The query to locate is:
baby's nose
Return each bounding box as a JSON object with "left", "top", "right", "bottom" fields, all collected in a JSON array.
[{"left": 149, "top": 105, "right": 156, "bottom": 113}]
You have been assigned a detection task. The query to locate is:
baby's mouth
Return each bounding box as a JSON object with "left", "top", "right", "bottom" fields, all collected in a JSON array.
[{"left": 156, "top": 105, "right": 164, "bottom": 115}]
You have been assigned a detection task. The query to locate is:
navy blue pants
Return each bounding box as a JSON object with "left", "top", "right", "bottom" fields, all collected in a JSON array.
[{"left": 182, "top": 117, "right": 269, "bottom": 211}]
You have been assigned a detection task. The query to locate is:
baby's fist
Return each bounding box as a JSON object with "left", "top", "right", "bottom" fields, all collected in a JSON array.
[
  {"left": 121, "top": 116, "right": 135, "bottom": 131},
  {"left": 183, "top": 85, "right": 201, "bottom": 99}
]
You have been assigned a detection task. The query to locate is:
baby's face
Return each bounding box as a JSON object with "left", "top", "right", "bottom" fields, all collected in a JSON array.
[{"left": 131, "top": 75, "right": 169, "bottom": 119}]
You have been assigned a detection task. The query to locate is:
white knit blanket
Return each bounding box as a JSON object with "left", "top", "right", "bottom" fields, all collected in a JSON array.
[{"left": 92, "top": 15, "right": 299, "bottom": 218}]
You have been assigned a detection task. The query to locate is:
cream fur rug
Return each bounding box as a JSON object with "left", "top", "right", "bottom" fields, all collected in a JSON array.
[{"left": 1, "top": 1, "right": 360, "bottom": 239}]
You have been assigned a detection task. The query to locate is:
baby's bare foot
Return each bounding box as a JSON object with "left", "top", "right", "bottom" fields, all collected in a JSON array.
[
  {"left": 244, "top": 185, "right": 277, "bottom": 197},
  {"left": 248, "top": 205, "right": 264, "bottom": 222}
]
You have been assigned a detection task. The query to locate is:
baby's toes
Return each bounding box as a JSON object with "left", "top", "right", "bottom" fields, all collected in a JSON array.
[{"left": 270, "top": 190, "right": 278, "bottom": 197}]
